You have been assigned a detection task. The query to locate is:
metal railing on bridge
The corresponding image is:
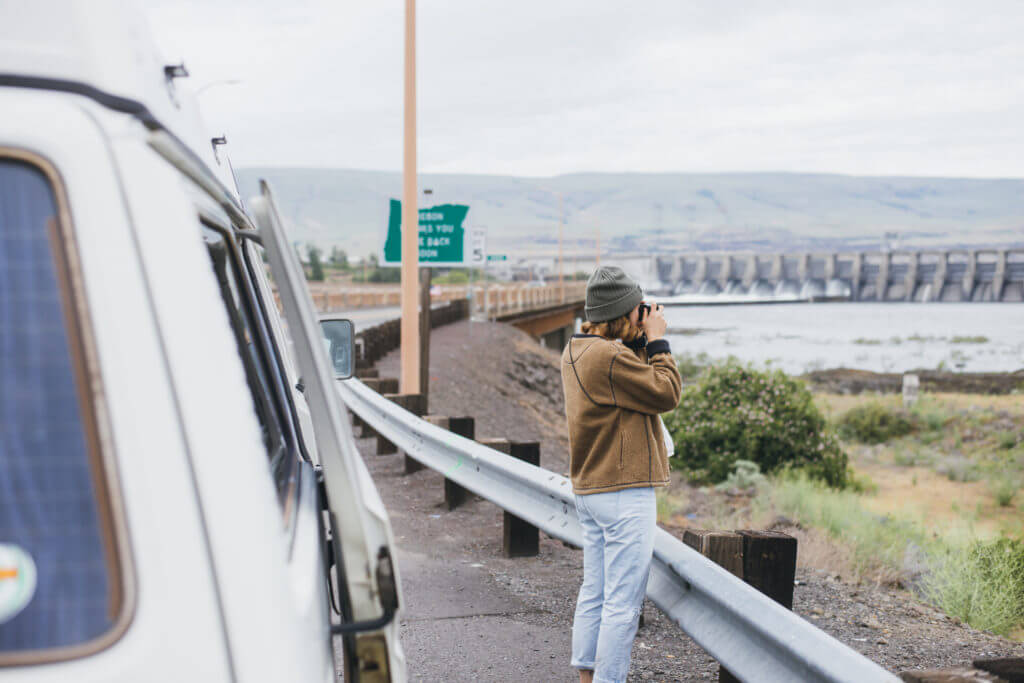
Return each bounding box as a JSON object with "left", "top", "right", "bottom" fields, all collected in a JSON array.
[
  {"left": 305, "top": 282, "right": 586, "bottom": 317},
  {"left": 335, "top": 378, "right": 899, "bottom": 683}
]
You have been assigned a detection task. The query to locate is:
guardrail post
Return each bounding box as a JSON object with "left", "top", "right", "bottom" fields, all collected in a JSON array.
[
  {"left": 443, "top": 417, "right": 475, "bottom": 509},
  {"left": 737, "top": 530, "right": 798, "bottom": 609},
  {"left": 684, "top": 529, "right": 794, "bottom": 683},
  {"left": 357, "top": 378, "right": 398, "bottom": 438},
  {"left": 415, "top": 416, "right": 451, "bottom": 474},
  {"left": 682, "top": 530, "right": 744, "bottom": 577},
  {"left": 479, "top": 438, "right": 541, "bottom": 557},
  {"left": 378, "top": 393, "right": 426, "bottom": 454}
]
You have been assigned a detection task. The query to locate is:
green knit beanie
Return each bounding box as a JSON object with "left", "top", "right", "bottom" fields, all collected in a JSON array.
[{"left": 585, "top": 266, "right": 643, "bottom": 322}]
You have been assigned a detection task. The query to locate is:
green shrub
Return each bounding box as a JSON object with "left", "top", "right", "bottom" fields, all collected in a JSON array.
[
  {"left": 714, "top": 459, "right": 766, "bottom": 492},
  {"left": 992, "top": 477, "right": 1018, "bottom": 507},
  {"left": 996, "top": 430, "right": 1018, "bottom": 450},
  {"left": 923, "top": 538, "right": 1024, "bottom": 635},
  {"left": 664, "top": 362, "right": 848, "bottom": 488},
  {"left": 766, "top": 473, "right": 1024, "bottom": 635},
  {"left": 836, "top": 401, "right": 914, "bottom": 444}
]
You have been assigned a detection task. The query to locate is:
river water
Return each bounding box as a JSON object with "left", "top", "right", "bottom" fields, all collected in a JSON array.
[{"left": 659, "top": 302, "right": 1023, "bottom": 374}]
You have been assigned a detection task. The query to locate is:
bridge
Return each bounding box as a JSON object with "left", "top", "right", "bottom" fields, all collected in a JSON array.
[
  {"left": 654, "top": 248, "right": 1024, "bottom": 302},
  {"left": 315, "top": 281, "right": 587, "bottom": 349}
]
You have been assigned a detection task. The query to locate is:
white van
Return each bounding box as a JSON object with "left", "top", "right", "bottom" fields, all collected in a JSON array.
[{"left": 0, "top": 1, "right": 404, "bottom": 681}]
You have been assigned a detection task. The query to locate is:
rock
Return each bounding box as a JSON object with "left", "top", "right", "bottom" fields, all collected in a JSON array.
[{"left": 858, "top": 615, "right": 883, "bottom": 629}]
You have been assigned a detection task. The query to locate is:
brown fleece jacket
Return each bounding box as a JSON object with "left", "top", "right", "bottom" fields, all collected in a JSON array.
[{"left": 561, "top": 334, "right": 682, "bottom": 495}]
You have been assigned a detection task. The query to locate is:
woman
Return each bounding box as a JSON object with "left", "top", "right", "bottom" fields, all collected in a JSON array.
[{"left": 561, "top": 266, "right": 682, "bottom": 683}]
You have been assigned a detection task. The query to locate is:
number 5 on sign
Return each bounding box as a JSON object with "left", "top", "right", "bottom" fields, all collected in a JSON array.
[{"left": 470, "top": 228, "right": 486, "bottom": 265}]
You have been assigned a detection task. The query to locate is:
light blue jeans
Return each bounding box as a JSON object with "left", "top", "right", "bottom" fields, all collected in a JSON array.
[{"left": 571, "top": 486, "right": 656, "bottom": 683}]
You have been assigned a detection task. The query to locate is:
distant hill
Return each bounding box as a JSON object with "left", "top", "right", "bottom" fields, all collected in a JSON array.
[{"left": 235, "top": 168, "right": 1024, "bottom": 260}]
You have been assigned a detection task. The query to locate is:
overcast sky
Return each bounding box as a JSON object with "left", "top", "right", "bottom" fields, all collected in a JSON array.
[{"left": 146, "top": 0, "right": 1024, "bottom": 178}]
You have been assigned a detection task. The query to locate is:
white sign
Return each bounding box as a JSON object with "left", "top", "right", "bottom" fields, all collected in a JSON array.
[{"left": 469, "top": 227, "right": 487, "bottom": 266}]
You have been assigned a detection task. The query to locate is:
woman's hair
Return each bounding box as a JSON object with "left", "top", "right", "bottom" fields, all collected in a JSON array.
[{"left": 580, "top": 313, "right": 642, "bottom": 342}]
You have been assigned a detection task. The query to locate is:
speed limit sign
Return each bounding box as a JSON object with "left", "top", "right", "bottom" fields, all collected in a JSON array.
[{"left": 469, "top": 227, "right": 487, "bottom": 265}]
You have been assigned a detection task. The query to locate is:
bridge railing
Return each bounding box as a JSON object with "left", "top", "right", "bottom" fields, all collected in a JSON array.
[
  {"left": 474, "top": 281, "right": 586, "bottom": 317},
  {"left": 335, "top": 377, "right": 899, "bottom": 683}
]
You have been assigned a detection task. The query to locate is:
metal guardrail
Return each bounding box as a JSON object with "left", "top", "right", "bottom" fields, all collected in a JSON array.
[{"left": 336, "top": 378, "right": 899, "bottom": 683}]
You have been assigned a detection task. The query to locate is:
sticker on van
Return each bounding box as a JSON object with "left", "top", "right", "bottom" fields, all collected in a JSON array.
[{"left": 0, "top": 544, "right": 37, "bottom": 624}]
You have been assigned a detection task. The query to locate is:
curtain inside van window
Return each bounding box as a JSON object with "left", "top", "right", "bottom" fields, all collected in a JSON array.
[{"left": 0, "top": 160, "right": 115, "bottom": 655}]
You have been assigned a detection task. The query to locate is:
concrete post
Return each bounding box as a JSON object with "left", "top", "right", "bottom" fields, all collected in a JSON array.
[
  {"left": 718, "top": 254, "right": 731, "bottom": 290},
  {"left": 694, "top": 254, "right": 709, "bottom": 285},
  {"left": 824, "top": 253, "right": 837, "bottom": 281},
  {"left": 851, "top": 253, "right": 863, "bottom": 301},
  {"left": 994, "top": 249, "right": 1007, "bottom": 302},
  {"left": 905, "top": 252, "right": 919, "bottom": 302},
  {"left": 933, "top": 252, "right": 947, "bottom": 301},
  {"left": 964, "top": 250, "right": 978, "bottom": 301},
  {"left": 770, "top": 254, "right": 783, "bottom": 282},
  {"left": 877, "top": 252, "right": 891, "bottom": 301},
  {"left": 742, "top": 253, "right": 758, "bottom": 289},
  {"left": 797, "top": 252, "right": 810, "bottom": 284}
]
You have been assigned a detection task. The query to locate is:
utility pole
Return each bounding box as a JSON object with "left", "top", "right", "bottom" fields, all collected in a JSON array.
[
  {"left": 419, "top": 188, "right": 433, "bottom": 400},
  {"left": 400, "top": 0, "right": 419, "bottom": 394},
  {"left": 558, "top": 193, "right": 564, "bottom": 303}
]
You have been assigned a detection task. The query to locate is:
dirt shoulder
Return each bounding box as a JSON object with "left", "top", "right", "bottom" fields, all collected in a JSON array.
[{"left": 367, "top": 320, "right": 1022, "bottom": 681}]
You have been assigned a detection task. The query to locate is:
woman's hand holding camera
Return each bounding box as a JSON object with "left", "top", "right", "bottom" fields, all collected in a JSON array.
[{"left": 641, "top": 303, "right": 666, "bottom": 341}]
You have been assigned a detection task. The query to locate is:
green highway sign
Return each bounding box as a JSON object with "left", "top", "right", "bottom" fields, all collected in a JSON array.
[
  {"left": 486, "top": 254, "right": 507, "bottom": 261},
  {"left": 382, "top": 199, "right": 471, "bottom": 266}
]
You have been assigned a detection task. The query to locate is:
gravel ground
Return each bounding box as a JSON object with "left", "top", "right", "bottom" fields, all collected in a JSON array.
[{"left": 363, "top": 320, "right": 1022, "bottom": 681}]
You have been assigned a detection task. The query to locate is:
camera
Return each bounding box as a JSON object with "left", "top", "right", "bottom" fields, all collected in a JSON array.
[{"left": 638, "top": 303, "right": 651, "bottom": 321}]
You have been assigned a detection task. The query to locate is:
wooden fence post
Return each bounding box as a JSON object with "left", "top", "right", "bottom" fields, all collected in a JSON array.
[
  {"left": 443, "top": 417, "right": 475, "bottom": 509},
  {"left": 737, "top": 530, "right": 798, "bottom": 609},
  {"left": 684, "top": 529, "right": 796, "bottom": 683},
  {"left": 377, "top": 393, "right": 426, "bottom": 454},
  {"left": 355, "top": 378, "right": 397, "bottom": 438},
  {"left": 479, "top": 438, "right": 541, "bottom": 557}
]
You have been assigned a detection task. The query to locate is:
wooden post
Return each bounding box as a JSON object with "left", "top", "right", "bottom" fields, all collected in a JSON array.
[
  {"left": 443, "top": 417, "right": 474, "bottom": 509},
  {"left": 356, "top": 378, "right": 397, "bottom": 438},
  {"left": 737, "top": 530, "right": 798, "bottom": 609},
  {"left": 684, "top": 529, "right": 795, "bottom": 683},
  {"left": 973, "top": 657, "right": 1024, "bottom": 682},
  {"left": 682, "top": 530, "right": 744, "bottom": 578},
  {"left": 400, "top": 0, "right": 419, "bottom": 395},
  {"left": 415, "top": 415, "right": 450, "bottom": 474},
  {"left": 479, "top": 438, "right": 541, "bottom": 557},
  {"left": 378, "top": 393, "right": 426, "bottom": 455}
]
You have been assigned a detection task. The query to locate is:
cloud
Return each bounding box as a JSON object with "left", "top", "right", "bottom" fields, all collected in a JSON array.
[{"left": 144, "top": 0, "right": 1024, "bottom": 178}]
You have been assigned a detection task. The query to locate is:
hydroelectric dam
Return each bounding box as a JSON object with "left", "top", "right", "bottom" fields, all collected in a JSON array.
[{"left": 651, "top": 248, "right": 1024, "bottom": 303}]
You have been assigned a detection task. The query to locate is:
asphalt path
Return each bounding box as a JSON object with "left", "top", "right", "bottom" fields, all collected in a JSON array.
[{"left": 340, "top": 431, "right": 576, "bottom": 682}]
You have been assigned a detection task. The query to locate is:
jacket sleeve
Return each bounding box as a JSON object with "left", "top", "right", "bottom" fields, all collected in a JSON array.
[{"left": 609, "top": 340, "right": 682, "bottom": 414}]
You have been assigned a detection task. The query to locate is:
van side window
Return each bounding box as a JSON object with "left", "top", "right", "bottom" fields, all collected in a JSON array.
[
  {"left": 201, "top": 225, "right": 298, "bottom": 507},
  {"left": 0, "top": 157, "right": 129, "bottom": 662}
]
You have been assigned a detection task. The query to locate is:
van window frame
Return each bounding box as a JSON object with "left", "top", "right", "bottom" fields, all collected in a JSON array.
[
  {"left": 199, "top": 219, "right": 302, "bottom": 521},
  {"left": 0, "top": 148, "right": 135, "bottom": 667}
]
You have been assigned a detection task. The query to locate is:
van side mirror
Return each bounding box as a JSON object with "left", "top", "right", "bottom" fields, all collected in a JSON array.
[{"left": 318, "top": 318, "right": 355, "bottom": 380}]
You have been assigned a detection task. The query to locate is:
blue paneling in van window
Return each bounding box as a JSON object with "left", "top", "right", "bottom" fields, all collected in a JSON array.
[{"left": 0, "top": 161, "right": 114, "bottom": 652}]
